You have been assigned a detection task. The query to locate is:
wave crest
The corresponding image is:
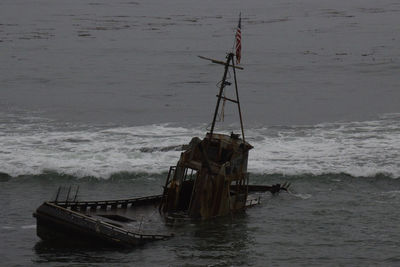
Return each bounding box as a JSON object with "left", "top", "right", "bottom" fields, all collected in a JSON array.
[{"left": 0, "top": 114, "right": 399, "bottom": 179}]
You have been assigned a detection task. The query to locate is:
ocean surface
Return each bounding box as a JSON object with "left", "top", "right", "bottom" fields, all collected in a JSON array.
[{"left": 1, "top": 0, "right": 399, "bottom": 266}]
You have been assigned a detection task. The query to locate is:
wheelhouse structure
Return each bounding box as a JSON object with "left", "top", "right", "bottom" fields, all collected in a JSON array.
[{"left": 159, "top": 132, "right": 254, "bottom": 219}]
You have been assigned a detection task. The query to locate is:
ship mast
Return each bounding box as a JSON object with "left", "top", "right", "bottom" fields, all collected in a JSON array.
[{"left": 202, "top": 52, "right": 245, "bottom": 143}]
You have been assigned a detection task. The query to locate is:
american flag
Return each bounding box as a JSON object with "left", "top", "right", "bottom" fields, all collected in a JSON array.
[{"left": 235, "top": 14, "right": 242, "bottom": 64}]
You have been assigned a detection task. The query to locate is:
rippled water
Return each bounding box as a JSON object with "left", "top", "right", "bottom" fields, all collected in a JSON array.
[
  {"left": 1, "top": 174, "right": 400, "bottom": 266},
  {"left": 1, "top": 0, "right": 399, "bottom": 125}
]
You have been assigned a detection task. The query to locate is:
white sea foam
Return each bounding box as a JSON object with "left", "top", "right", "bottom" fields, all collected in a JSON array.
[
  {"left": 290, "top": 193, "right": 312, "bottom": 200},
  {"left": 21, "top": 225, "right": 36, "bottom": 229},
  {"left": 0, "top": 114, "right": 399, "bottom": 178},
  {"left": 247, "top": 118, "right": 400, "bottom": 177}
]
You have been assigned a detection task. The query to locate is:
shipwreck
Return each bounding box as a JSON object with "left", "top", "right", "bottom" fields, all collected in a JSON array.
[{"left": 33, "top": 22, "right": 290, "bottom": 247}]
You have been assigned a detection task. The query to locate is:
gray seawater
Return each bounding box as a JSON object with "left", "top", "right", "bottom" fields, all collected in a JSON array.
[
  {"left": 1, "top": 173, "right": 400, "bottom": 266},
  {"left": 1, "top": 0, "right": 400, "bottom": 266}
]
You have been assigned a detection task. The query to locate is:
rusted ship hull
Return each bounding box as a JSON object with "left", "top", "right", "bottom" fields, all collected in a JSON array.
[{"left": 34, "top": 195, "right": 171, "bottom": 247}]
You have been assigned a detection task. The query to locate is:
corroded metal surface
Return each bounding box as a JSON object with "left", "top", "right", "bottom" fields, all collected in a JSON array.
[{"left": 159, "top": 132, "right": 253, "bottom": 219}]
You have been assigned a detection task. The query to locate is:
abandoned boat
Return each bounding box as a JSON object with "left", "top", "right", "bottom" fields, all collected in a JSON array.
[{"left": 34, "top": 24, "right": 290, "bottom": 247}]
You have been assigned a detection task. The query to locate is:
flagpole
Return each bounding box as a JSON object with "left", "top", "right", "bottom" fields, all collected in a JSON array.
[{"left": 231, "top": 54, "right": 245, "bottom": 143}]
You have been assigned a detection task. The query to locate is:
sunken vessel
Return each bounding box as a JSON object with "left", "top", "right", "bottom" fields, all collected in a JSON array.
[{"left": 33, "top": 24, "right": 290, "bottom": 247}]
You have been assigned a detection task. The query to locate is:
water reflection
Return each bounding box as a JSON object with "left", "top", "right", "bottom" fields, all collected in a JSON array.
[{"left": 171, "top": 213, "right": 255, "bottom": 266}]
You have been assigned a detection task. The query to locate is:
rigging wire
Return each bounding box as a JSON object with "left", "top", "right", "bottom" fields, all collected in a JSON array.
[
  {"left": 216, "top": 69, "right": 232, "bottom": 122},
  {"left": 205, "top": 60, "right": 233, "bottom": 131}
]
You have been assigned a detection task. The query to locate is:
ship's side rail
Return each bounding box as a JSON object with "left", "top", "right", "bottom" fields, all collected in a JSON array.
[
  {"left": 159, "top": 166, "right": 176, "bottom": 211},
  {"left": 36, "top": 201, "right": 172, "bottom": 243},
  {"left": 52, "top": 195, "right": 162, "bottom": 212}
]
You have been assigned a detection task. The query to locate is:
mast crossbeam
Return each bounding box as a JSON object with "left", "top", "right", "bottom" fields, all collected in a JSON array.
[
  {"left": 198, "top": 56, "right": 244, "bottom": 70},
  {"left": 216, "top": 95, "right": 238, "bottom": 104}
]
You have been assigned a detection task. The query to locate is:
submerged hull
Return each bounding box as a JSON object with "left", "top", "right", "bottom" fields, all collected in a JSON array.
[{"left": 33, "top": 195, "right": 171, "bottom": 247}]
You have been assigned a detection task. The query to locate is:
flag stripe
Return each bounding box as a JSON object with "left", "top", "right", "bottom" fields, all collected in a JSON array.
[{"left": 235, "top": 16, "right": 242, "bottom": 64}]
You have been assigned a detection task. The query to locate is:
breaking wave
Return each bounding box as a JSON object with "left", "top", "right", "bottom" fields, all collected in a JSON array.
[
  {"left": 0, "top": 171, "right": 396, "bottom": 184},
  {"left": 0, "top": 113, "right": 399, "bottom": 179}
]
